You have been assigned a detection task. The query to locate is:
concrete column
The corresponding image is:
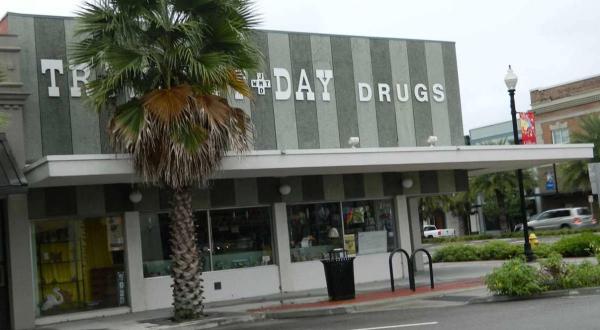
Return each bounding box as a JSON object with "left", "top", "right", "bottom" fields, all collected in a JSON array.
[
  {"left": 6, "top": 194, "right": 35, "bottom": 330},
  {"left": 124, "top": 211, "right": 146, "bottom": 312},
  {"left": 272, "top": 203, "right": 292, "bottom": 293},
  {"left": 393, "top": 195, "right": 409, "bottom": 278},
  {"left": 408, "top": 197, "right": 424, "bottom": 271}
]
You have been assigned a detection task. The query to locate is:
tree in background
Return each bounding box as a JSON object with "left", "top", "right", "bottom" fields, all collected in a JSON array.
[
  {"left": 72, "top": 0, "right": 260, "bottom": 320},
  {"left": 559, "top": 114, "right": 600, "bottom": 191},
  {"left": 471, "top": 170, "right": 535, "bottom": 232}
]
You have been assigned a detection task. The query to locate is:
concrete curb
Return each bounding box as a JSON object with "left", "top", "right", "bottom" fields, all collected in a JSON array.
[
  {"left": 149, "top": 314, "right": 264, "bottom": 329},
  {"left": 468, "top": 286, "right": 600, "bottom": 304},
  {"left": 257, "top": 285, "right": 487, "bottom": 320}
]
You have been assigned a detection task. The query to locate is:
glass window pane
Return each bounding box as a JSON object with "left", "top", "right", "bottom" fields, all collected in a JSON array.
[
  {"left": 140, "top": 212, "right": 210, "bottom": 277},
  {"left": 210, "top": 207, "right": 273, "bottom": 270},
  {"left": 342, "top": 199, "right": 396, "bottom": 255},
  {"left": 287, "top": 203, "right": 343, "bottom": 262},
  {"left": 34, "top": 217, "right": 127, "bottom": 316},
  {"left": 577, "top": 208, "right": 591, "bottom": 215}
]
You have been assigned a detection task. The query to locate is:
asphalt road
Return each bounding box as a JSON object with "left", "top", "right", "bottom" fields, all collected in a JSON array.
[{"left": 217, "top": 294, "right": 600, "bottom": 330}]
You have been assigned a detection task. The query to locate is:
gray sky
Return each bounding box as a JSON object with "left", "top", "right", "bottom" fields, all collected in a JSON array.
[{"left": 2, "top": 0, "right": 600, "bottom": 134}]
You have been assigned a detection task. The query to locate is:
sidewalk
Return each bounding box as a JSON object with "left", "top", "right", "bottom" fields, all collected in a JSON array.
[{"left": 38, "top": 261, "right": 500, "bottom": 330}]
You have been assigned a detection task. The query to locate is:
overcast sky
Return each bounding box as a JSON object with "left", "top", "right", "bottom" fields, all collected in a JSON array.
[{"left": 2, "top": 0, "right": 600, "bottom": 134}]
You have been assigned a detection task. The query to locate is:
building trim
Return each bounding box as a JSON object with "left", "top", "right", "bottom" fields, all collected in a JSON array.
[
  {"left": 531, "top": 90, "right": 600, "bottom": 114},
  {"left": 22, "top": 144, "right": 594, "bottom": 187}
]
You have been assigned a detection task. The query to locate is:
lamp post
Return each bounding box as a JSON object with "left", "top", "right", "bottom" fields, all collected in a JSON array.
[{"left": 504, "top": 65, "right": 535, "bottom": 262}]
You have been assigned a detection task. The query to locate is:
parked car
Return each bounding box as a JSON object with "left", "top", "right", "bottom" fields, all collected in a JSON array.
[
  {"left": 423, "top": 225, "right": 456, "bottom": 238},
  {"left": 514, "top": 207, "right": 597, "bottom": 232}
]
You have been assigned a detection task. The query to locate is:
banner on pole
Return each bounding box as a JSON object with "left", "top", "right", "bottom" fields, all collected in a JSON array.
[{"left": 519, "top": 112, "right": 537, "bottom": 144}]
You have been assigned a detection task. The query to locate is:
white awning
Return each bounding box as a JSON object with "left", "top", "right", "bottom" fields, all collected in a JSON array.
[{"left": 23, "top": 144, "right": 593, "bottom": 188}]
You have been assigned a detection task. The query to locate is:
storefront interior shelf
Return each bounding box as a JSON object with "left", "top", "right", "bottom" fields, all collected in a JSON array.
[
  {"left": 41, "top": 280, "right": 83, "bottom": 286},
  {"left": 39, "top": 260, "right": 78, "bottom": 265},
  {"left": 37, "top": 240, "right": 74, "bottom": 245}
]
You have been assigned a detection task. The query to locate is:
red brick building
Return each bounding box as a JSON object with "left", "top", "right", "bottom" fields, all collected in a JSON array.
[{"left": 530, "top": 75, "right": 600, "bottom": 208}]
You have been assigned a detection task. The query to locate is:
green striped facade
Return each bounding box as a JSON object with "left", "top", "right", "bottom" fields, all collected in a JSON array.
[
  {"left": 5, "top": 14, "right": 464, "bottom": 163},
  {"left": 28, "top": 170, "right": 468, "bottom": 218}
]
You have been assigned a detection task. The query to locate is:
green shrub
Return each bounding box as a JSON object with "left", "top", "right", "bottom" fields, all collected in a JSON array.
[
  {"left": 532, "top": 243, "right": 555, "bottom": 258},
  {"left": 539, "top": 252, "right": 567, "bottom": 290},
  {"left": 553, "top": 233, "right": 600, "bottom": 257},
  {"left": 561, "top": 261, "right": 600, "bottom": 289},
  {"left": 432, "top": 244, "right": 479, "bottom": 262},
  {"left": 478, "top": 241, "right": 522, "bottom": 260},
  {"left": 485, "top": 258, "right": 545, "bottom": 296}
]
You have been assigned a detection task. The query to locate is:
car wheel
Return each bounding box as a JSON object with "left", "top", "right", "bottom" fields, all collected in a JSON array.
[
  {"left": 427, "top": 235, "right": 434, "bottom": 238},
  {"left": 560, "top": 224, "right": 571, "bottom": 229}
]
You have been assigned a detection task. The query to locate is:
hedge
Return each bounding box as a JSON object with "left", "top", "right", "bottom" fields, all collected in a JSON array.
[{"left": 433, "top": 233, "right": 600, "bottom": 263}]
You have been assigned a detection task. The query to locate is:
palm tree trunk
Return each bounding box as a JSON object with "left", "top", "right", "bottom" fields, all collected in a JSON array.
[
  {"left": 170, "top": 187, "right": 204, "bottom": 320},
  {"left": 495, "top": 190, "right": 509, "bottom": 232}
]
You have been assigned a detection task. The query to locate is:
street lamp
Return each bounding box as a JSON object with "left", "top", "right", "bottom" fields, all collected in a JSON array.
[{"left": 504, "top": 65, "right": 535, "bottom": 262}]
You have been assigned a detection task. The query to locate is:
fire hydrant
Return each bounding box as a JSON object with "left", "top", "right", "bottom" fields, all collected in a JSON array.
[{"left": 529, "top": 233, "right": 539, "bottom": 247}]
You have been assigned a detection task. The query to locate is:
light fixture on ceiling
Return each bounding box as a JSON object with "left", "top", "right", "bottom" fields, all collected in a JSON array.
[
  {"left": 402, "top": 178, "right": 414, "bottom": 189},
  {"left": 129, "top": 189, "right": 143, "bottom": 204},
  {"left": 279, "top": 184, "right": 291, "bottom": 196}
]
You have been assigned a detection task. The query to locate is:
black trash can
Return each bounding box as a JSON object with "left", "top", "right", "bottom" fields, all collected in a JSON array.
[{"left": 321, "top": 248, "right": 356, "bottom": 300}]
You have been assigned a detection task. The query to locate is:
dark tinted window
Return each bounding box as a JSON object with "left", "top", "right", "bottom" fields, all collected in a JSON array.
[
  {"left": 551, "top": 210, "right": 571, "bottom": 218},
  {"left": 577, "top": 208, "right": 591, "bottom": 215}
]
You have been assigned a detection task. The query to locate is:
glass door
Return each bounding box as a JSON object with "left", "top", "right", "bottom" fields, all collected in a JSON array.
[{"left": 0, "top": 201, "right": 10, "bottom": 329}]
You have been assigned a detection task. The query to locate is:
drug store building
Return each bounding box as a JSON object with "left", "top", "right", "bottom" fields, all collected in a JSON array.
[{"left": 0, "top": 13, "right": 593, "bottom": 329}]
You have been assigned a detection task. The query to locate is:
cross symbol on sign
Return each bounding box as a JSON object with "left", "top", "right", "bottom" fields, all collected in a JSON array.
[{"left": 250, "top": 73, "right": 271, "bottom": 95}]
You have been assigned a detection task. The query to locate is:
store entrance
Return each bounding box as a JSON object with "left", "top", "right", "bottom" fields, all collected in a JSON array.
[{"left": 0, "top": 202, "right": 11, "bottom": 329}]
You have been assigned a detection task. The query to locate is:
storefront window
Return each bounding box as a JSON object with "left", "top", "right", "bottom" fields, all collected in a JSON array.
[
  {"left": 210, "top": 207, "right": 273, "bottom": 270},
  {"left": 287, "top": 203, "right": 343, "bottom": 262},
  {"left": 34, "top": 217, "right": 127, "bottom": 316},
  {"left": 141, "top": 212, "right": 210, "bottom": 277},
  {"left": 141, "top": 207, "right": 273, "bottom": 276},
  {"left": 342, "top": 199, "right": 396, "bottom": 255}
]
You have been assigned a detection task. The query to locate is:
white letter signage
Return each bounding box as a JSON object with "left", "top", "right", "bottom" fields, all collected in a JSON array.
[{"left": 41, "top": 59, "right": 64, "bottom": 97}]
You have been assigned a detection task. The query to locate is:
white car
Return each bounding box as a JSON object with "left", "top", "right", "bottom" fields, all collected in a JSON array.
[{"left": 423, "top": 225, "right": 456, "bottom": 238}]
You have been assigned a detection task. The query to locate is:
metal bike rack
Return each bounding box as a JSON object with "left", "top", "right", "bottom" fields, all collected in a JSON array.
[
  {"left": 411, "top": 248, "right": 434, "bottom": 291},
  {"left": 389, "top": 248, "right": 434, "bottom": 292},
  {"left": 388, "top": 248, "right": 413, "bottom": 292}
]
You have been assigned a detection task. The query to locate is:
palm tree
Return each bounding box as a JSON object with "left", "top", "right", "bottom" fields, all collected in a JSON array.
[
  {"left": 72, "top": 0, "right": 260, "bottom": 320},
  {"left": 558, "top": 114, "right": 600, "bottom": 191},
  {"left": 470, "top": 170, "right": 535, "bottom": 232}
]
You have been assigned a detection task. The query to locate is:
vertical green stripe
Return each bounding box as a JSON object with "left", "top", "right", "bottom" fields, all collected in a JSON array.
[
  {"left": 407, "top": 41, "right": 432, "bottom": 147},
  {"left": 343, "top": 174, "right": 365, "bottom": 199},
  {"left": 301, "top": 175, "right": 324, "bottom": 201},
  {"left": 442, "top": 43, "right": 465, "bottom": 146},
  {"left": 363, "top": 173, "right": 384, "bottom": 198},
  {"left": 425, "top": 42, "right": 451, "bottom": 146},
  {"left": 382, "top": 172, "right": 403, "bottom": 196},
  {"left": 257, "top": 177, "right": 282, "bottom": 204},
  {"left": 454, "top": 170, "right": 469, "bottom": 192},
  {"left": 64, "top": 19, "right": 101, "bottom": 154},
  {"left": 210, "top": 179, "right": 236, "bottom": 207},
  {"left": 389, "top": 40, "right": 416, "bottom": 147},
  {"left": 437, "top": 170, "right": 455, "bottom": 193},
  {"left": 331, "top": 36, "right": 359, "bottom": 148},
  {"left": 419, "top": 171, "right": 439, "bottom": 194},
  {"left": 234, "top": 178, "right": 259, "bottom": 206},
  {"left": 35, "top": 17, "right": 73, "bottom": 155},
  {"left": 323, "top": 175, "right": 344, "bottom": 200},
  {"left": 250, "top": 31, "right": 277, "bottom": 150},
  {"left": 290, "top": 34, "right": 319, "bottom": 149},
  {"left": 370, "top": 39, "right": 398, "bottom": 147},
  {"left": 351, "top": 37, "right": 379, "bottom": 147},
  {"left": 268, "top": 32, "right": 298, "bottom": 149},
  {"left": 311, "top": 35, "right": 340, "bottom": 148}
]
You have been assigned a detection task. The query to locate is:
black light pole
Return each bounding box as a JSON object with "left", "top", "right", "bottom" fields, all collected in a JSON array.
[{"left": 505, "top": 65, "right": 535, "bottom": 262}]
